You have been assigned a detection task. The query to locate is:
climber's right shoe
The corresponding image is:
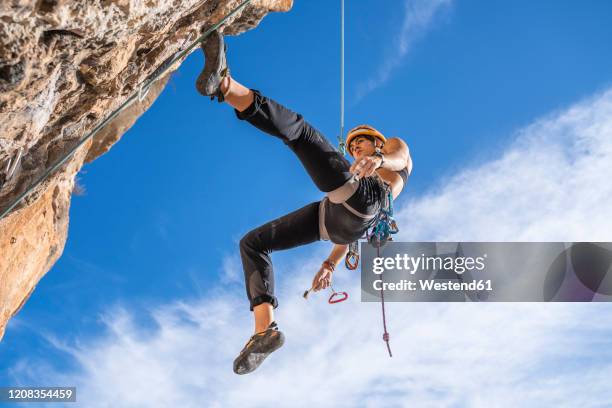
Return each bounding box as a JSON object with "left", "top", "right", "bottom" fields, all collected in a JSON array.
[
  {"left": 196, "top": 29, "right": 229, "bottom": 102},
  {"left": 233, "top": 321, "right": 285, "bottom": 375}
]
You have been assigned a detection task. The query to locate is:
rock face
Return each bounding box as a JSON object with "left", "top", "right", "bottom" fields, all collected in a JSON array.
[{"left": 0, "top": 0, "right": 292, "bottom": 341}]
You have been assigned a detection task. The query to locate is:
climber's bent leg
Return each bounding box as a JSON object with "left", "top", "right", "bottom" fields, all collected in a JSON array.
[
  {"left": 234, "top": 202, "right": 319, "bottom": 376},
  {"left": 253, "top": 303, "right": 274, "bottom": 334},
  {"left": 197, "top": 32, "right": 353, "bottom": 193},
  {"left": 224, "top": 85, "right": 353, "bottom": 193},
  {"left": 239, "top": 201, "right": 320, "bottom": 313}
]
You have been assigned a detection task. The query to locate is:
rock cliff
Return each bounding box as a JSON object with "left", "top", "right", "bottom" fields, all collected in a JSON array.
[{"left": 0, "top": 0, "right": 292, "bottom": 341}]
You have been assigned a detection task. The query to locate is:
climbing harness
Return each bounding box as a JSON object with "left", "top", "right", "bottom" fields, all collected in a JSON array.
[
  {"left": 0, "top": 0, "right": 254, "bottom": 220},
  {"left": 366, "top": 184, "right": 399, "bottom": 248},
  {"left": 341, "top": 176, "right": 400, "bottom": 271}
]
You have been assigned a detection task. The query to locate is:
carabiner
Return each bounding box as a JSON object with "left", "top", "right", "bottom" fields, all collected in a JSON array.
[
  {"left": 345, "top": 251, "right": 359, "bottom": 270},
  {"left": 328, "top": 290, "right": 348, "bottom": 304}
]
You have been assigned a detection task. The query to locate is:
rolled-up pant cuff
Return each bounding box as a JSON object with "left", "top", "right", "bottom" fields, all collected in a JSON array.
[{"left": 250, "top": 294, "right": 279, "bottom": 311}]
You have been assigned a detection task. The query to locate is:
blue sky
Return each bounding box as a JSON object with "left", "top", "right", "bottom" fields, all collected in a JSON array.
[{"left": 3, "top": 0, "right": 612, "bottom": 406}]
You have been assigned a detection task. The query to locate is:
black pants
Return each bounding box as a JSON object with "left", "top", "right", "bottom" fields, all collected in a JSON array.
[{"left": 236, "top": 91, "right": 377, "bottom": 311}]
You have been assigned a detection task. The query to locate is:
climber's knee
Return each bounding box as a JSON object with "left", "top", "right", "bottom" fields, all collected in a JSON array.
[
  {"left": 239, "top": 229, "right": 254, "bottom": 249},
  {"left": 240, "top": 228, "right": 262, "bottom": 256}
]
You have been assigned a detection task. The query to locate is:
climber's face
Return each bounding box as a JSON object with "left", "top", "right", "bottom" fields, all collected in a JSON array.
[{"left": 350, "top": 136, "right": 378, "bottom": 159}]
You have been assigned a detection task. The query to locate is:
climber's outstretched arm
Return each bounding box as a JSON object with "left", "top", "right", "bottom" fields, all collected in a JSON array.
[
  {"left": 381, "top": 138, "right": 412, "bottom": 173},
  {"left": 312, "top": 244, "right": 349, "bottom": 291},
  {"left": 328, "top": 243, "right": 349, "bottom": 266}
]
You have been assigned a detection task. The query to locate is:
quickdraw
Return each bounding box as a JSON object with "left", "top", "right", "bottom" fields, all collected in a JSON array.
[
  {"left": 303, "top": 286, "right": 348, "bottom": 304},
  {"left": 367, "top": 188, "right": 399, "bottom": 248},
  {"left": 345, "top": 241, "right": 359, "bottom": 270},
  {"left": 344, "top": 177, "right": 399, "bottom": 266},
  {"left": 328, "top": 287, "right": 349, "bottom": 304}
]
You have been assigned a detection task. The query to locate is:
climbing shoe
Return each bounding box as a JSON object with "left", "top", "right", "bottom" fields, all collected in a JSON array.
[
  {"left": 233, "top": 321, "right": 285, "bottom": 375},
  {"left": 196, "top": 28, "right": 230, "bottom": 102}
]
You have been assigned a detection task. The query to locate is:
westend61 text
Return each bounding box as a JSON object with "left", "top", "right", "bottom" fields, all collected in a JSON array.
[{"left": 373, "top": 279, "right": 493, "bottom": 292}]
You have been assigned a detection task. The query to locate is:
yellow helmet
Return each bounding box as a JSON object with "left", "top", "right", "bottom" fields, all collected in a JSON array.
[{"left": 345, "top": 124, "right": 387, "bottom": 157}]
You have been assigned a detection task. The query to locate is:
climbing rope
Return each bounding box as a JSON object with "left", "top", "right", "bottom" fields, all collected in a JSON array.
[
  {"left": 369, "top": 178, "right": 397, "bottom": 357},
  {"left": 378, "top": 242, "right": 393, "bottom": 357},
  {"left": 337, "top": 0, "right": 346, "bottom": 155},
  {"left": 0, "top": 0, "right": 254, "bottom": 221},
  {"left": 343, "top": 176, "right": 398, "bottom": 357}
]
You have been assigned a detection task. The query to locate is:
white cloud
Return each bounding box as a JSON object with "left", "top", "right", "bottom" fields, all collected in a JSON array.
[
  {"left": 395, "top": 87, "right": 612, "bottom": 242},
  {"left": 9, "top": 87, "right": 612, "bottom": 407},
  {"left": 355, "top": 0, "right": 452, "bottom": 102},
  {"left": 220, "top": 252, "right": 243, "bottom": 285}
]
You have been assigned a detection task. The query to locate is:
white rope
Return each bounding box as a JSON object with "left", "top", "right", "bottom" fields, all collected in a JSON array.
[{"left": 337, "top": 0, "right": 346, "bottom": 154}]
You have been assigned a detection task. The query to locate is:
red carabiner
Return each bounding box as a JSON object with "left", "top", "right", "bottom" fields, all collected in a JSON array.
[{"left": 328, "top": 291, "right": 348, "bottom": 304}]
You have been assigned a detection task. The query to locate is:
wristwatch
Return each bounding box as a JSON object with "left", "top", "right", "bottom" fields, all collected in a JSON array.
[{"left": 373, "top": 150, "right": 385, "bottom": 169}]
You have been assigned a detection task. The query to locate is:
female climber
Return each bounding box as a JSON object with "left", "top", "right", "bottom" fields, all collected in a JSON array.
[{"left": 196, "top": 30, "right": 412, "bottom": 375}]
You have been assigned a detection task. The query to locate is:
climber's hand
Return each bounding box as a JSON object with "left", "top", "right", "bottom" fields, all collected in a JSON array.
[
  {"left": 311, "top": 264, "right": 333, "bottom": 292},
  {"left": 350, "top": 155, "right": 382, "bottom": 179}
]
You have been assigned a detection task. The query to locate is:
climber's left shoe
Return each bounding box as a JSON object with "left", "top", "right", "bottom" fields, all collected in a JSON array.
[
  {"left": 196, "top": 28, "right": 229, "bottom": 102},
  {"left": 233, "top": 321, "right": 285, "bottom": 375}
]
